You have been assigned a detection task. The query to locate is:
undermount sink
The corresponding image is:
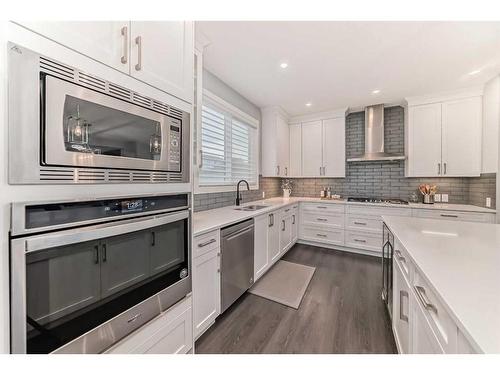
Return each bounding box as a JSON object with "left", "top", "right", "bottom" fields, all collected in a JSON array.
[{"left": 234, "top": 205, "right": 269, "bottom": 212}]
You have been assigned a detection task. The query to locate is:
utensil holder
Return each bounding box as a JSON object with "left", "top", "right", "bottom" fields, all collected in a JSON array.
[{"left": 423, "top": 194, "right": 434, "bottom": 204}]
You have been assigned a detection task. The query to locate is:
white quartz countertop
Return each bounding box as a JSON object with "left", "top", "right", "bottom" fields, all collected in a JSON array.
[
  {"left": 382, "top": 215, "right": 500, "bottom": 354},
  {"left": 193, "top": 196, "right": 495, "bottom": 236}
]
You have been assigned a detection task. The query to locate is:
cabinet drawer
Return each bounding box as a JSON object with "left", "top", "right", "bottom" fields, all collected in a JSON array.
[
  {"left": 347, "top": 205, "right": 411, "bottom": 218},
  {"left": 301, "top": 202, "right": 345, "bottom": 214},
  {"left": 413, "top": 271, "right": 458, "bottom": 353},
  {"left": 393, "top": 239, "right": 412, "bottom": 282},
  {"left": 193, "top": 229, "right": 220, "bottom": 258},
  {"left": 106, "top": 296, "right": 192, "bottom": 354},
  {"left": 300, "top": 224, "right": 344, "bottom": 246},
  {"left": 345, "top": 215, "right": 382, "bottom": 233},
  {"left": 302, "top": 211, "right": 344, "bottom": 229},
  {"left": 412, "top": 209, "right": 494, "bottom": 223},
  {"left": 344, "top": 230, "right": 382, "bottom": 253}
]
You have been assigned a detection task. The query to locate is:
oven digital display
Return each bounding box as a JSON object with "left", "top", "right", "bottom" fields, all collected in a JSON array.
[{"left": 121, "top": 199, "right": 143, "bottom": 213}]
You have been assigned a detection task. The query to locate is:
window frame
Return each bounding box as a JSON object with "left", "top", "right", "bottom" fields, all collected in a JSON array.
[{"left": 194, "top": 89, "right": 260, "bottom": 194}]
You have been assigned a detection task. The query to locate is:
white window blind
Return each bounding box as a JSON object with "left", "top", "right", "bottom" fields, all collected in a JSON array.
[{"left": 199, "top": 95, "right": 258, "bottom": 188}]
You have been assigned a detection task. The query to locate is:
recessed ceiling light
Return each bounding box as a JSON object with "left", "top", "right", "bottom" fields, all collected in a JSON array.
[
  {"left": 280, "top": 62, "right": 288, "bottom": 69},
  {"left": 305, "top": 102, "right": 312, "bottom": 107},
  {"left": 372, "top": 89, "right": 381, "bottom": 94},
  {"left": 468, "top": 69, "right": 481, "bottom": 76}
]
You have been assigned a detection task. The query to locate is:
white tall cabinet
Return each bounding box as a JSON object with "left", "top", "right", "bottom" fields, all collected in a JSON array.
[
  {"left": 261, "top": 107, "right": 290, "bottom": 177},
  {"left": 289, "top": 123, "right": 302, "bottom": 176},
  {"left": 301, "top": 120, "right": 323, "bottom": 176},
  {"left": 322, "top": 117, "right": 346, "bottom": 177},
  {"left": 405, "top": 90, "right": 482, "bottom": 177},
  {"left": 15, "top": 21, "right": 194, "bottom": 103}
]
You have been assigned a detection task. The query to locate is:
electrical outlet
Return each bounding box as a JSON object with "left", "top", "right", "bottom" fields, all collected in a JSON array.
[
  {"left": 441, "top": 194, "right": 449, "bottom": 203},
  {"left": 486, "top": 197, "right": 491, "bottom": 208},
  {"left": 262, "top": 191, "right": 265, "bottom": 199},
  {"left": 434, "top": 194, "right": 441, "bottom": 202}
]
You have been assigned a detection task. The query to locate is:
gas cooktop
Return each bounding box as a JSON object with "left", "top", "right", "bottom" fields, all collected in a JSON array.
[{"left": 347, "top": 197, "right": 409, "bottom": 205}]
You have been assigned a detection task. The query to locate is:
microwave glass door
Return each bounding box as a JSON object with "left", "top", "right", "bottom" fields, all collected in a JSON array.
[
  {"left": 43, "top": 75, "right": 181, "bottom": 172},
  {"left": 25, "top": 219, "right": 188, "bottom": 353}
]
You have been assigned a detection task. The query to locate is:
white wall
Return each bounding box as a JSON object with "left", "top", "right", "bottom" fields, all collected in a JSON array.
[
  {"left": 0, "top": 22, "right": 192, "bottom": 353},
  {"left": 482, "top": 75, "right": 500, "bottom": 173}
]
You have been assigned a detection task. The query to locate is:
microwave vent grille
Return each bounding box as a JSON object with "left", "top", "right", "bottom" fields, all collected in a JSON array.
[
  {"left": 77, "top": 170, "right": 106, "bottom": 182},
  {"left": 38, "top": 56, "right": 184, "bottom": 121},
  {"left": 39, "top": 167, "right": 75, "bottom": 181}
]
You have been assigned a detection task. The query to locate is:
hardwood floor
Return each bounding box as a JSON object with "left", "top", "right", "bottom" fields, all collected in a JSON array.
[{"left": 195, "top": 244, "right": 397, "bottom": 354}]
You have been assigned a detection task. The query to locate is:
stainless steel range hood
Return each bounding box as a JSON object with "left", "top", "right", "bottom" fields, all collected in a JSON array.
[{"left": 347, "top": 104, "right": 406, "bottom": 162}]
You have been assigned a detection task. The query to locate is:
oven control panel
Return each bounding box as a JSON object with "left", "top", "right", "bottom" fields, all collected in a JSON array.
[{"left": 168, "top": 118, "right": 181, "bottom": 170}]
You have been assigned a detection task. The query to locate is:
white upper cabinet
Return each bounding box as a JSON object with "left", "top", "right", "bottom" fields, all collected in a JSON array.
[
  {"left": 406, "top": 90, "right": 482, "bottom": 177},
  {"left": 261, "top": 107, "right": 290, "bottom": 177},
  {"left": 289, "top": 123, "right": 302, "bottom": 176},
  {"left": 441, "top": 97, "right": 482, "bottom": 176},
  {"left": 16, "top": 21, "right": 194, "bottom": 103},
  {"left": 407, "top": 103, "right": 442, "bottom": 177},
  {"left": 301, "top": 120, "right": 323, "bottom": 177},
  {"left": 322, "top": 117, "right": 346, "bottom": 177},
  {"left": 130, "top": 21, "right": 194, "bottom": 103},
  {"left": 16, "top": 21, "right": 131, "bottom": 73}
]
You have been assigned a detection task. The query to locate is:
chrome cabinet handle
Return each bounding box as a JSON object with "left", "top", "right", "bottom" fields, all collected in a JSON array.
[
  {"left": 414, "top": 286, "right": 438, "bottom": 314},
  {"left": 438, "top": 163, "right": 441, "bottom": 175},
  {"left": 394, "top": 249, "right": 406, "bottom": 262},
  {"left": 444, "top": 162, "right": 447, "bottom": 175},
  {"left": 198, "top": 238, "right": 216, "bottom": 247},
  {"left": 269, "top": 213, "right": 274, "bottom": 227},
  {"left": 285, "top": 208, "right": 290, "bottom": 212},
  {"left": 135, "top": 36, "right": 142, "bottom": 71},
  {"left": 276, "top": 166, "right": 280, "bottom": 175},
  {"left": 440, "top": 214, "right": 458, "bottom": 218},
  {"left": 400, "top": 290, "right": 409, "bottom": 322},
  {"left": 120, "top": 26, "right": 128, "bottom": 64},
  {"left": 151, "top": 231, "right": 156, "bottom": 246},
  {"left": 316, "top": 218, "right": 328, "bottom": 222},
  {"left": 319, "top": 166, "right": 323, "bottom": 176},
  {"left": 354, "top": 221, "right": 367, "bottom": 226},
  {"left": 127, "top": 313, "right": 142, "bottom": 324},
  {"left": 316, "top": 233, "right": 327, "bottom": 238},
  {"left": 316, "top": 206, "right": 328, "bottom": 209},
  {"left": 199, "top": 149, "right": 203, "bottom": 168},
  {"left": 102, "top": 244, "right": 107, "bottom": 262},
  {"left": 354, "top": 239, "right": 366, "bottom": 243},
  {"left": 292, "top": 215, "right": 295, "bottom": 224},
  {"left": 284, "top": 167, "right": 288, "bottom": 176},
  {"left": 94, "top": 245, "right": 99, "bottom": 264},
  {"left": 282, "top": 220, "right": 285, "bottom": 231}
]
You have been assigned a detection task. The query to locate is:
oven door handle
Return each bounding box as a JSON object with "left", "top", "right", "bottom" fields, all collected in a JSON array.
[{"left": 24, "top": 211, "right": 189, "bottom": 253}]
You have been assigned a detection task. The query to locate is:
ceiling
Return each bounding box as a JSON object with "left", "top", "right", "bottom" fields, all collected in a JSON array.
[{"left": 196, "top": 21, "right": 500, "bottom": 116}]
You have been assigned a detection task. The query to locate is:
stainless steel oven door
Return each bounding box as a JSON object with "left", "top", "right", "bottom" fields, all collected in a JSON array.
[
  {"left": 10, "top": 210, "right": 191, "bottom": 354},
  {"left": 43, "top": 75, "right": 181, "bottom": 172}
]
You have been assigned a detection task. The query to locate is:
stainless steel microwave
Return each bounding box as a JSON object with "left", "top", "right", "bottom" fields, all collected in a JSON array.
[{"left": 8, "top": 43, "right": 190, "bottom": 184}]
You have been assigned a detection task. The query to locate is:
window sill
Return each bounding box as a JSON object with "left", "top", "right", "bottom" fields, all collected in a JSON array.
[{"left": 194, "top": 184, "right": 259, "bottom": 194}]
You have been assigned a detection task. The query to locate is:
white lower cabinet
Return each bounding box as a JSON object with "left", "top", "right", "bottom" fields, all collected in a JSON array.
[
  {"left": 279, "top": 209, "right": 293, "bottom": 253},
  {"left": 411, "top": 295, "right": 444, "bottom": 354},
  {"left": 254, "top": 213, "right": 270, "bottom": 281},
  {"left": 193, "top": 248, "right": 220, "bottom": 339},
  {"left": 268, "top": 211, "right": 281, "bottom": 264},
  {"left": 393, "top": 259, "right": 411, "bottom": 354},
  {"left": 106, "top": 296, "right": 192, "bottom": 354},
  {"left": 291, "top": 205, "right": 299, "bottom": 243}
]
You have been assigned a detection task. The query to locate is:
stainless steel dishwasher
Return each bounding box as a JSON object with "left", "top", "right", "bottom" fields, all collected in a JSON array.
[{"left": 220, "top": 219, "right": 255, "bottom": 313}]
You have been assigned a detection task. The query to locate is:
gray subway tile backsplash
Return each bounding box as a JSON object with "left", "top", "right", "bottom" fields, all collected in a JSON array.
[{"left": 194, "top": 106, "right": 496, "bottom": 212}]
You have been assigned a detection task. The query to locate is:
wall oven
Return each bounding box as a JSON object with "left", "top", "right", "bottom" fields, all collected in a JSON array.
[
  {"left": 8, "top": 43, "right": 189, "bottom": 184},
  {"left": 10, "top": 193, "right": 191, "bottom": 354},
  {"left": 381, "top": 222, "right": 394, "bottom": 319}
]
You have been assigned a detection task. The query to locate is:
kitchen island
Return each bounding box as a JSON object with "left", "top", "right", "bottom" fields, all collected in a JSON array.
[{"left": 382, "top": 215, "right": 500, "bottom": 354}]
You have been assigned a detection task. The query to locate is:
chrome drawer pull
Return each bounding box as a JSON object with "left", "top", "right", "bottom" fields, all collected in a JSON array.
[
  {"left": 440, "top": 214, "right": 458, "bottom": 218},
  {"left": 394, "top": 250, "right": 406, "bottom": 262},
  {"left": 354, "top": 221, "right": 367, "bottom": 225},
  {"left": 135, "top": 36, "right": 142, "bottom": 71},
  {"left": 198, "top": 238, "right": 216, "bottom": 247},
  {"left": 354, "top": 239, "right": 366, "bottom": 243},
  {"left": 127, "top": 313, "right": 142, "bottom": 324},
  {"left": 400, "top": 290, "right": 409, "bottom": 323},
  {"left": 316, "top": 233, "right": 327, "bottom": 238},
  {"left": 316, "top": 218, "right": 328, "bottom": 222},
  {"left": 120, "top": 26, "right": 128, "bottom": 64},
  {"left": 414, "top": 286, "right": 438, "bottom": 314},
  {"left": 317, "top": 206, "right": 328, "bottom": 209}
]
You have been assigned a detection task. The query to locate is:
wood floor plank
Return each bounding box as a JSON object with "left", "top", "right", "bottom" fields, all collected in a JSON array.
[{"left": 195, "top": 244, "right": 397, "bottom": 354}]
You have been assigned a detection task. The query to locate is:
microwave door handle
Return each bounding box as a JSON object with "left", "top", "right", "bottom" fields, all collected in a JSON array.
[{"left": 25, "top": 210, "right": 189, "bottom": 253}]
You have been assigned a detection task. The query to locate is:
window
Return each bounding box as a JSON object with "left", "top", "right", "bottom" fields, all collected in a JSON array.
[{"left": 197, "top": 91, "right": 259, "bottom": 191}]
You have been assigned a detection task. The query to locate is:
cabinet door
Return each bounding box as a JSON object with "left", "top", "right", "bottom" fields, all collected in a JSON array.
[
  {"left": 277, "top": 114, "right": 290, "bottom": 176},
  {"left": 279, "top": 215, "right": 292, "bottom": 253},
  {"left": 101, "top": 230, "right": 151, "bottom": 299},
  {"left": 150, "top": 222, "right": 186, "bottom": 276},
  {"left": 193, "top": 248, "right": 220, "bottom": 339},
  {"left": 130, "top": 21, "right": 194, "bottom": 103},
  {"left": 291, "top": 209, "right": 298, "bottom": 243},
  {"left": 322, "top": 117, "right": 345, "bottom": 177},
  {"left": 26, "top": 240, "right": 101, "bottom": 325},
  {"left": 408, "top": 103, "right": 442, "bottom": 177},
  {"left": 268, "top": 213, "right": 281, "bottom": 264},
  {"left": 302, "top": 120, "right": 323, "bottom": 176},
  {"left": 411, "top": 294, "right": 444, "bottom": 354},
  {"left": 442, "top": 97, "right": 482, "bottom": 176},
  {"left": 393, "top": 261, "right": 411, "bottom": 354},
  {"left": 17, "top": 21, "right": 130, "bottom": 73},
  {"left": 254, "top": 214, "right": 270, "bottom": 281},
  {"left": 289, "top": 123, "right": 302, "bottom": 176}
]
